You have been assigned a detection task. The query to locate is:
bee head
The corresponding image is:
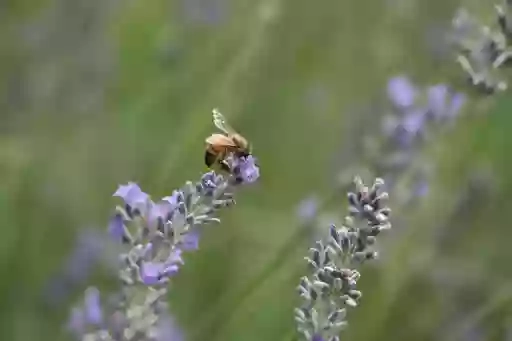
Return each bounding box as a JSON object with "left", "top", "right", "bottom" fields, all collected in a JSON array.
[{"left": 232, "top": 134, "right": 250, "bottom": 152}]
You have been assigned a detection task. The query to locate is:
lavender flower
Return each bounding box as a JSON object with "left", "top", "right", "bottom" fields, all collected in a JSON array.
[
  {"left": 66, "top": 110, "right": 260, "bottom": 341},
  {"left": 113, "top": 183, "right": 150, "bottom": 211},
  {"left": 337, "top": 76, "right": 466, "bottom": 208},
  {"left": 450, "top": 4, "right": 512, "bottom": 93},
  {"left": 67, "top": 287, "right": 104, "bottom": 337},
  {"left": 230, "top": 154, "right": 260, "bottom": 184},
  {"left": 295, "top": 177, "right": 391, "bottom": 341},
  {"left": 387, "top": 75, "right": 417, "bottom": 109},
  {"left": 382, "top": 81, "right": 464, "bottom": 205}
]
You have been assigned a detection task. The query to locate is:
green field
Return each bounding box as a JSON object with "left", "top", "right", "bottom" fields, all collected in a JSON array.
[{"left": 1, "top": 0, "right": 512, "bottom": 340}]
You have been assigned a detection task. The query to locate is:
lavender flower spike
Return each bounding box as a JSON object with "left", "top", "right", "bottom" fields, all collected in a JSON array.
[
  {"left": 67, "top": 116, "right": 260, "bottom": 341},
  {"left": 295, "top": 177, "right": 391, "bottom": 341},
  {"left": 450, "top": 6, "right": 511, "bottom": 93}
]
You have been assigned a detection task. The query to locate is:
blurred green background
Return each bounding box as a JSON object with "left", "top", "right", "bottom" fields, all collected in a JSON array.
[{"left": 1, "top": 0, "right": 512, "bottom": 340}]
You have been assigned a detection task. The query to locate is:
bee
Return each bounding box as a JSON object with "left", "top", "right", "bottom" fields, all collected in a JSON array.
[{"left": 205, "top": 109, "right": 252, "bottom": 173}]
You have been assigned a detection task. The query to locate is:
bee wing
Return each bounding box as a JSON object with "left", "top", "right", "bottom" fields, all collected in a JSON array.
[
  {"left": 205, "top": 133, "right": 237, "bottom": 146},
  {"left": 212, "top": 108, "right": 237, "bottom": 134}
]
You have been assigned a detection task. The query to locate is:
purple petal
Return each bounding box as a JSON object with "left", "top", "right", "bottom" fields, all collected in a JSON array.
[
  {"left": 108, "top": 214, "right": 125, "bottom": 242},
  {"left": 427, "top": 84, "right": 448, "bottom": 119},
  {"left": 391, "top": 109, "right": 426, "bottom": 147},
  {"left": 148, "top": 200, "right": 176, "bottom": 228},
  {"left": 159, "top": 265, "right": 180, "bottom": 279},
  {"left": 200, "top": 172, "right": 217, "bottom": 192},
  {"left": 387, "top": 76, "right": 416, "bottom": 108},
  {"left": 142, "top": 243, "right": 154, "bottom": 260},
  {"left": 113, "top": 182, "right": 150, "bottom": 208},
  {"left": 140, "top": 262, "right": 165, "bottom": 285},
  {"left": 181, "top": 230, "right": 200, "bottom": 251},
  {"left": 234, "top": 155, "right": 260, "bottom": 184},
  {"left": 162, "top": 191, "right": 180, "bottom": 207},
  {"left": 402, "top": 109, "right": 426, "bottom": 134},
  {"left": 167, "top": 248, "right": 184, "bottom": 264},
  {"left": 140, "top": 262, "right": 179, "bottom": 285},
  {"left": 447, "top": 92, "right": 466, "bottom": 119},
  {"left": 84, "top": 287, "right": 103, "bottom": 325},
  {"left": 312, "top": 334, "right": 325, "bottom": 341}
]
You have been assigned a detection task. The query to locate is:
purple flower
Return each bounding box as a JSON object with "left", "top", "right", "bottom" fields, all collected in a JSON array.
[
  {"left": 66, "top": 287, "right": 103, "bottom": 336},
  {"left": 140, "top": 262, "right": 180, "bottom": 285},
  {"left": 113, "top": 182, "right": 150, "bottom": 209},
  {"left": 108, "top": 214, "right": 126, "bottom": 242},
  {"left": 427, "top": 84, "right": 449, "bottom": 118},
  {"left": 181, "top": 230, "right": 200, "bottom": 250},
  {"left": 387, "top": 76, "right": 416, "bottom": 108},
  {"left": 200, "top": 172, "right": 218, "bottom": 195},
  {"left": 84, "top": 287, "right": 103, "bottom": 325},
  {"left": 402, "top": 109, "right": 426, "bottom": 135},
  {"left": 447, "top": 92, "right": 466, "bottom": 119},
  {"left": 296, "top": 179, "right": 391, "bottom": 341},
  {"left": 147, "top": 200, "right": 177, "bottom": 229},
  {"left": 233, "top": 155, "right": 260, "bottom": 184},
  {"left": 426, "top": 85, "right": 466, "bottom": 121},
  {"left": 66, "top": 136, "right": 259, "bottom": 340},
  {"left": 140, "top": 249, "right": 183, "bottom": 285},
  {"left": 312, "top": 334, "right": 325, "bottom": 341},
  {"left": 142, "top": 242, "right": 154, "bottom": 259},
  {"left": 162, "top": 190, "right": 181, "bottom": 207},
  {"left": 393, "top": 108, "right": 427, "bottom": 146}
]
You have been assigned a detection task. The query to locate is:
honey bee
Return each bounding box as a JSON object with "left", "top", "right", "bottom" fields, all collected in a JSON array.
[{"left": 205, "top": 109, "right": 252, "bottom": 173}]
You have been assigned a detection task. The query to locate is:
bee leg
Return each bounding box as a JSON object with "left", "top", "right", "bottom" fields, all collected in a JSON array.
[{"left": 219, "top": 160, "right": 231, "bottom": 173}]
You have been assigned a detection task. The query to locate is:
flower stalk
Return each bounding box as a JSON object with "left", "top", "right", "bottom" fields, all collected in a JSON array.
[
  {"left": 295, "top": 177, "right": 391, "bottom": 341},
  {"left": 67, "top": 152, "right": 259, "bottom": 341}
]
